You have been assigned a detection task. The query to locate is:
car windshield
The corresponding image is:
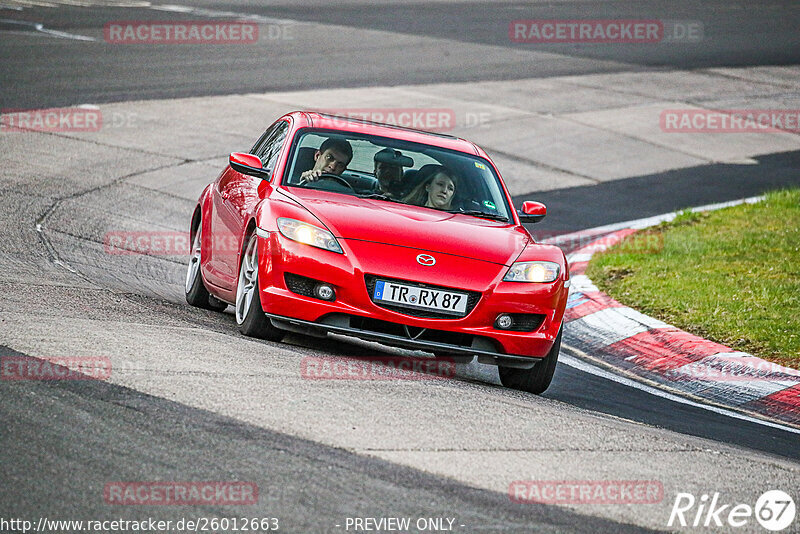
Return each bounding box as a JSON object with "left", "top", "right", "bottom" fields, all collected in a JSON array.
[{"left": 282, "top": 129, "right": 513, "bottom": 221}]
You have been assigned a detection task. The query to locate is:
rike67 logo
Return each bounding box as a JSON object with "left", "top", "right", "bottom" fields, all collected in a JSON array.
[{"left": 668, "top": 490, "right": 795, "bottom": 531}]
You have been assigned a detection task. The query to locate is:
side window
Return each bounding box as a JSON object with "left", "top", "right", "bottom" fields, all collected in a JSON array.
[
  {"left": 255, "top": 122, "right": 288, "bottom": 173},
  {"left": 250, "top": 123, "right": 279, "bottom": 156},
  {"left": 262, "top": 123, "right": 288, "bottom": 172}
]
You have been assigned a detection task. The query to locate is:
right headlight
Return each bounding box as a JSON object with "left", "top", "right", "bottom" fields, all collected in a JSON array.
[
  {"left": 503, "top": 261, "right": 560, "bottom": 283},
  {"left": 276, "top": 217, "right": 343, "bottom": 254}
]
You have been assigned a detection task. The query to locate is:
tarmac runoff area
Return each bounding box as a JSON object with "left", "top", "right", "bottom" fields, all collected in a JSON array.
[{"left": 1, "top": 65, "right": 799, "bottom": 531}]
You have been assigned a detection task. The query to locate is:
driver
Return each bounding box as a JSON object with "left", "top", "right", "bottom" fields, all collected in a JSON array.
[{"left": 299, "top": 138, "right": 353, "bottom": 184}]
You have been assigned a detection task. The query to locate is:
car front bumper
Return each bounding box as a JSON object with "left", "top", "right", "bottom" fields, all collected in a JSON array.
[{"left": 256, "top": 231, "right": 568, "bottom": 362}]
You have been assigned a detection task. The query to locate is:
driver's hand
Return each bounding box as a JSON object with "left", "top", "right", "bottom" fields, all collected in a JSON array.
[{"left": 299, "top": 169, "right": 323, "bottom": 184}]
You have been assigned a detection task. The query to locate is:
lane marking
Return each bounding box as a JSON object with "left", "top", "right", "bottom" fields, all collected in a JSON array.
[
  {"left": 0, "top": 2, "right": 297, "bottom": 42},
  {"left": 0, "top": 0, "right": 151, "bottom": 7},
  {"left": 560, "top": 348, "right": 800, "bottom": 435},
  {"left": 0, "top": 18, "right": 95, "bottom": 40},
  {"left": 148, "top": 4, "right": 298, "bottom": 25}
]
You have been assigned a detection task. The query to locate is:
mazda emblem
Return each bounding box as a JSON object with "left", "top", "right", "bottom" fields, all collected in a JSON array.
[{"left": 416, "top": 254, "right": 436, "bottom": 266}]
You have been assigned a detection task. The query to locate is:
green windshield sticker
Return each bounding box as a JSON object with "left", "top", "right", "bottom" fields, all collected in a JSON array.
[
  {"left": 483, "top": 200, "right": 496, "bottom": 210},
  {"left": 474, "top": 162, "right": 486, "bottom": 170}
]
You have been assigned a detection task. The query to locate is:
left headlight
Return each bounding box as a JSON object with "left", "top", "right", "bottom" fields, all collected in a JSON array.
[
  {"left": 503, "top": 261, "right": 560, "bottom": 283},
  {"left": 276, "top": 217, "right": 343, "bottom": 254}
]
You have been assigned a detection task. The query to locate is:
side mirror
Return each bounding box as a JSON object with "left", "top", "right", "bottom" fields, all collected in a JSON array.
[
  {"left": 518, "top": 201, "right": 546, "bottom": 223},
  {"left": 229, "top": 152, "right": 271, "bottom": 180}
]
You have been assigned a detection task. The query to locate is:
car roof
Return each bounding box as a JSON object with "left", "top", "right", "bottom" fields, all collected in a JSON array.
[{"left": 286, "top": 111, "right": 485, "bottom": 157}]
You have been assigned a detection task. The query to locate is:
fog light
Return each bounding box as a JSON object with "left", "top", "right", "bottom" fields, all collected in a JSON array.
[
  {"left": 314, "top": 283, "right": 335, "bottom": 301},
  {"left": 495, "top": 314, "right": 513, "bottom": 330}
]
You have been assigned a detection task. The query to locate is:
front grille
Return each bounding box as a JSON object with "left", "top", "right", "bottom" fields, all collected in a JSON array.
[
  {"left": 284, "top": 273, "right": 318, "bottom": 298},
  {"left": 364, "top": 274, "right": 481, "bottom": 319},
  {"left": 347, "top": 315, "right": 479, "bottom": 349},
  {"left": 503, "top": 313, "right": 546, "bottom": 332}
]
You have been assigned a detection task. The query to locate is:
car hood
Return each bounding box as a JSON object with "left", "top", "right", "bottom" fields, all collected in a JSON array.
[{"left": 287, "top": 189, "right": 529, "bottom": 265}]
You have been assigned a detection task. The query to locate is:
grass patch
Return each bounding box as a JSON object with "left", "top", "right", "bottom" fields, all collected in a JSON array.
[{"left": 586, "top": 189, "right": 800, "bottom": 370}]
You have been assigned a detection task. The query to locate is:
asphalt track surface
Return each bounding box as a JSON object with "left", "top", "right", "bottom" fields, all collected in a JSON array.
[
  {"left": 2, "top": 0, "right": 800, "bottom": 108},
  {"left": 2, "top": 0, "right": 799, "bottom": 228},
  {"left": 0, "top": 347, "right": 649, "bottom": 534},
  {"left": 1, "top": 1, "right": 800, "bottom": 533}
]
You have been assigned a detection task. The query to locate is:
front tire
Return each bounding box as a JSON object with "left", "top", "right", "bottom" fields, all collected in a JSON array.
[
  {"left": 185, "top": 223, "right": 227, "bottom": 311},
  {"left": 235, "top": 233, "right": 285, "bottom": 341},
  {"left": 498, "top": 326, "right": 562, "bottom": 395}
]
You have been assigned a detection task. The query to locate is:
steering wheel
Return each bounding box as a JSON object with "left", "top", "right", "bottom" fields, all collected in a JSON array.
[{"left": 315, "top": 173, "right": 355, "bottom": 191}]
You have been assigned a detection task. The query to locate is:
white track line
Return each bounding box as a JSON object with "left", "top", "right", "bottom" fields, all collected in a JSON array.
[
  {"left": 0, "top": 18, "right": 95, "bottom": 40},
  {"left": 149, "top": 4, "right": 298, "bottom": 25},
  {"left": 560, "top": 349, "right": 800, "bottom": 435}
]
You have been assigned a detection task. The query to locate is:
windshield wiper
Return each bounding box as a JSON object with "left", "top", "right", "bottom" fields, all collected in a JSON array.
[
  {"left": 356, "top": 193, "right": 402, "bottom": 203},
  {"left": 449, "top": 209, "right": 509, "bottom": 222}
]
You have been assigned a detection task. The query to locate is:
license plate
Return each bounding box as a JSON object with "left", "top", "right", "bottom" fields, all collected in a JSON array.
[{"left": 373, "top": 280, "right": 468, "bottom": 316}]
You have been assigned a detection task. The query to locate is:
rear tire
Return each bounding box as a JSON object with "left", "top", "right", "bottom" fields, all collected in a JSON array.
[
  {"left": 235, "top": 233, "right": 285, "bottom": 341},
  {"left": 498, "top": 326, "right": 562, "bottom": 395},
  {"left": 185, "top": 222, "right": 228, "bottom": 311}
]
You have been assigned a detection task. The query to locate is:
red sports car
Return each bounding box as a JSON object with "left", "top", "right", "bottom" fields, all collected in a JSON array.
[{"left": 186, "top": 111, "right": 569, "bottom": 393}]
